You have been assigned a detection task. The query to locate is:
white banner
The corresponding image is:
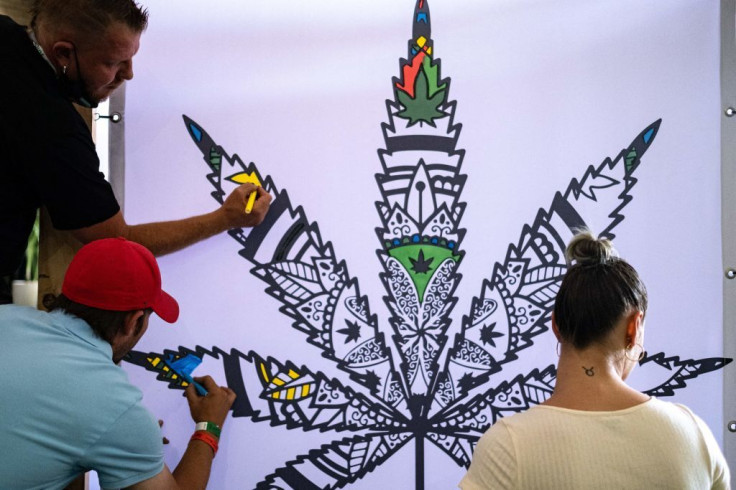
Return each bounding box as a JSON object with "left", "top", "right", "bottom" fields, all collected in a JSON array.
[{"left": 121, "top": 1, "right": 726, "bottom": 488}]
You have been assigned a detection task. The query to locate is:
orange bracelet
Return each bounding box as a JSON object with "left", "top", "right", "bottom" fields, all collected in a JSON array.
[{"left": 191, "top": 430, "right": 219, "bottom": 456}]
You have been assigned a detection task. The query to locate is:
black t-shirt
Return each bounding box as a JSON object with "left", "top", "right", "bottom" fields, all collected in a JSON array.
[{"left": 0, "top": 16, "right": 120, "bottom": 275}]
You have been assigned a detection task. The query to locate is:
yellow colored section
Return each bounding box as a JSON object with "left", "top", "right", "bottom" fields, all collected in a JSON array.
[
  {"left": 149, "top": 357, "right": 160, "bottom": 367},
  {"left": 227, "top": 171, "right": 261, "bottom": 185},
  {"left": 163, "top": 366, "right": 169, "bottom": 372},
  {"left": 259, "top": 363, "right": 270, "bottom": 382},
  {"left": 272, "top": 391, "right": 281, "bottom": 400},
  {"left": 427, "top": 47, "right": 432, "bottom": 55},
  {"left": 272, "top": 377, "right": 285, "bottom": 386},
  {"left": 288, "top": 369, "right": 299, "bottom": 379},
  {"left": 171, "top": 374, "right": 178, "bottom": 380},
  {"left": 417, "top": 36, "right": 426, "bottom": 47},
  {"left": 182, "top": 381, "right": 189, "bottom": 387},
  {"left": 286, "top": 387, "right": 295, "bottom": 400},
  {"left": 301, "top": 385, "right": 310, "bottom": 398}
]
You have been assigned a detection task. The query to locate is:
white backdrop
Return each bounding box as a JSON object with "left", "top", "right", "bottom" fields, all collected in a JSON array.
[{"left": 120, "top": 1, "right": 726, "bottom": 488}]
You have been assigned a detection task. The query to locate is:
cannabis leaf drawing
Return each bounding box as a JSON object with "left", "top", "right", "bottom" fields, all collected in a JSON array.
[
  {"left": 397, "top": 69, "right": 446, "bottom": 126},
  {"left": 126, "top": 1, "right": 731, "bottom": 488},
  {"left": 338, "top": 321, "right": 362, "bottom": 344},
  {"left": 409, "top": 250, "right": 434, "bottom": 274}
]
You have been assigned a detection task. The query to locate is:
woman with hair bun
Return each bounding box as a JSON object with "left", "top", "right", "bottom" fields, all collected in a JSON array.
[{"left": 460, "top": 231, "right": 730, "bottom": 489}]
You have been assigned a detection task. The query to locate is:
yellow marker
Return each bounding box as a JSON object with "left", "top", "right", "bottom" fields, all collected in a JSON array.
[
  {"left": 225, "top": 170, "right": 262, "bottom": 214},
  {"left": 245, "top": 189, "right": 258, "bottom": 214}
]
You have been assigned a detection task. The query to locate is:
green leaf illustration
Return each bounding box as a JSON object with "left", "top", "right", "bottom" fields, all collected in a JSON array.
[{"left": 397, "top": 69, "right": 446, "bottom": 126}]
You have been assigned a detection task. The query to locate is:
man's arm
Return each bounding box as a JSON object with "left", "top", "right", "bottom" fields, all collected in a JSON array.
[
  {"left": 71, "top": 183, "right": 271, "bottom": 256},
  {"left": 126, "top": 376, "right": 237, "bottom": 490}
]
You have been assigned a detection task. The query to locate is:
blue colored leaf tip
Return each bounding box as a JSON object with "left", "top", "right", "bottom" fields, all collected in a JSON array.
[
  {"left": 643, "top": 128, "right": 654, "bottom": 144},
  {"left": 413, "top": 0, "right": 431, "bottom": 40},
  {"left": 190, "top": 123, "right": 203, "bottom": 142},
  {"left": 642, "top": 119, "right": 662, "bottom": 146}
]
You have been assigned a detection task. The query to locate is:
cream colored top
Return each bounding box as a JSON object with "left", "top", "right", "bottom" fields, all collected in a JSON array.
[{"left": 460, "top": 398, "right": 730, "bottom": 489}]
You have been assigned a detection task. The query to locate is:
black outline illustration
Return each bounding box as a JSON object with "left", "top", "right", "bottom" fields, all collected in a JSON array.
[{"left": 126, "top": 1, "right": 732, "bottom": 488}]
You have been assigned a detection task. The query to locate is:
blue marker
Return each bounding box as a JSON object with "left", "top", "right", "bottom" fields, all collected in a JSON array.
[{"left": 164, "top": 353, "right": 208, "bottom": 396}]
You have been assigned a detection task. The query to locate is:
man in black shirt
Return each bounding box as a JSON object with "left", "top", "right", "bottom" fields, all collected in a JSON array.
[{"left": 0, "top": 0, "right": 272, "bottom": 304}]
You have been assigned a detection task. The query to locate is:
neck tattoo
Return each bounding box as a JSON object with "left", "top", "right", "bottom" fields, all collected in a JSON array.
[{"left": 582, "top": 366, "right": 595, "bottom": 377}]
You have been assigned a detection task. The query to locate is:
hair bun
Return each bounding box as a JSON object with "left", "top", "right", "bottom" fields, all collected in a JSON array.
[{"left": 565, "top": 230, "right": 618, "bottom": 265}]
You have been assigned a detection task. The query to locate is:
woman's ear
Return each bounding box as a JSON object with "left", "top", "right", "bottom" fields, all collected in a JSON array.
[
  {"left": 551, "top": 312, "right": 562, "bottom": 342},
  {"left": 624, "top": 310, "right": 644, "bottom": 347}
]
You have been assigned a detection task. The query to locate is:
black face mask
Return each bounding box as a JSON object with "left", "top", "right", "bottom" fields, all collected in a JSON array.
[{"left": 58, "top": 43, "right": 98, "bottom": 109}]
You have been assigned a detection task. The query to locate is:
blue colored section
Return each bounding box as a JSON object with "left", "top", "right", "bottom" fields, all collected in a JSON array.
[
  {"left": 416, "top": 13, "right": 428, "bottom": 23},
  {"left": 167, "top": 353, "right": 202, "bottom": 376},
  {"left": 643, "top": 127, "right": 654, "bottom": 144},
  {"left": 165, "top": 354, "right": 208, "bottom": 396},
  {"left": 189, "top": 124, "right": 202, "bottom": 142}
]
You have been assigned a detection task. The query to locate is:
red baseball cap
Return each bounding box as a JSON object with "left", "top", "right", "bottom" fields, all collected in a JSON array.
[{"left": 62, "top": 238, "right": 179, "bottom": 323}]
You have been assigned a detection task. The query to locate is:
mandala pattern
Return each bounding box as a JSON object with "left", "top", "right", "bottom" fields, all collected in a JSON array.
[{"left": 126, "top": 1, "right": 731, "bottom": 488}]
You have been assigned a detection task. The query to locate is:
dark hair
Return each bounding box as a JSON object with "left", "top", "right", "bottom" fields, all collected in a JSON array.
[
  {"left": 50, "top": 293, "right": 151, "bottom": 343},
  {"left": 553, "top": 231, "right": 648, "bottom": 349},
  {"left": 30, "top": 0, "right": 148, "bottom": 43}
]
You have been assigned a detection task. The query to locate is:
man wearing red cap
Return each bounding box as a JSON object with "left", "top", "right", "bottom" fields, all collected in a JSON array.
[{"left": 0, "top": 238, "right": 234, "bottom": 489}]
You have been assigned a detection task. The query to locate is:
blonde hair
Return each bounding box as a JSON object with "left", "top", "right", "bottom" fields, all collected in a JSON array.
[{"left": 565, "top": 229, "right": 618, "bottom": 265}]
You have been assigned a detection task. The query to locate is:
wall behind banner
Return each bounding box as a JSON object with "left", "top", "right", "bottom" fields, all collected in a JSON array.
[{"left": 119, "top": 1, "right": 727, "bottom": 488}]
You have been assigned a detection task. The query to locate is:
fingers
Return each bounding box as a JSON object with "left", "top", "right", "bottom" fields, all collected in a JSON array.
[
  {"left": 247, "top": 186, "right": 271, "bottom": 216},
  {"left": 220, "top": 184, "right": 272, "bottom": 229},
  {"left": 237, "top": 183, "right": 258, "bottom": 195},
  {"left": 158, "top": 420, "right": 170, "bottom": 445},
  {"left": 193, "top": 376, "right": 237, "bottom": 403},
  {"left": 184, "top": 383, "right": 198, "bottom": 403},
  {"left": 223, "top": 386, "right": 237, "bottom": 404},
  {"left": 185, "top": 376, "right": 236, "bottom": 426},
  {"left": 194, "top": 375, "right": 218, "bottom": 392},
  {"left": 235, "top": 184, "right": 270, "bottom": 202},
  {"left": 254, "top": 186, "right": 272, "bottom": 206}
]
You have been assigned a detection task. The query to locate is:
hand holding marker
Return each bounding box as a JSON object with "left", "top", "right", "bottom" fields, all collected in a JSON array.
[{"left": 225, "top": 169, "right": 261, "bottom": 214}]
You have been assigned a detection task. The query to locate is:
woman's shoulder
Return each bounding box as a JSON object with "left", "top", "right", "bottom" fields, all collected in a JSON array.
[
  {"left": 642, "top": 397, "right": 703, "bottom": 422},
  {"left": 482, "top": 404, "right": 571, "bottom": 435},
  {"left": 479, "top": 398, "right": 703, "bottom": 439}
]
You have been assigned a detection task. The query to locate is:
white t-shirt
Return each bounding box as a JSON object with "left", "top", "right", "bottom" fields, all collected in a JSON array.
[{"left": 460, "top": 398, "right": 730, "bottom": 489}]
